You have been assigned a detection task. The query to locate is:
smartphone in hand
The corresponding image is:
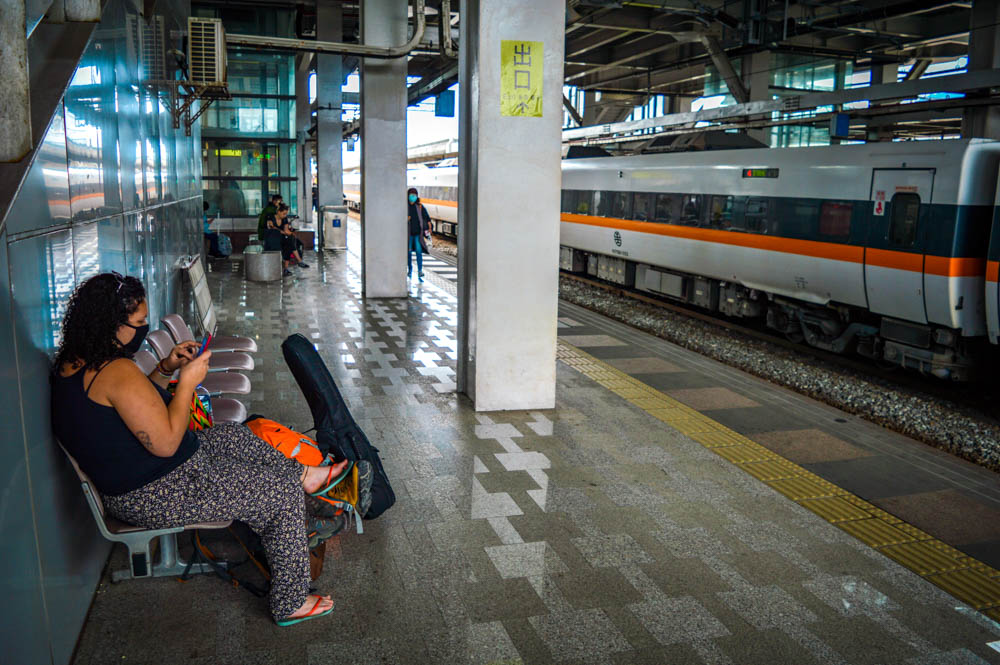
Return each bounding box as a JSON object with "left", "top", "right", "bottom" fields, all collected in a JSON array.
[{"left": 197, "top": 333, "right": 213, "bottom": 356}]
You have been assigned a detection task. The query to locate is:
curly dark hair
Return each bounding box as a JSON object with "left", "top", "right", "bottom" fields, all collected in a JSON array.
[{"left": 53, "top": 272, "right": 146, "bottom": 373}]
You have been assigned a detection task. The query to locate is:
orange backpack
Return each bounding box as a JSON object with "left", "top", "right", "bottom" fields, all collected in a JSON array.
[
  {"left": 246, "top": 417, "right": 364, "bottom": 533},
  {"left": 246, "top": 418, "right": 325, "bottom": 466}
]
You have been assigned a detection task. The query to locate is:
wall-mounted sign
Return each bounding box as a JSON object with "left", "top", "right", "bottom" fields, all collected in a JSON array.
[{"left": 501, "top": 40, "right": 543, "bottom": 117}]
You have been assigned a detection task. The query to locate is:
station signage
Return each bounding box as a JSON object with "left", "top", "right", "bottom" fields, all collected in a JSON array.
[{"left": 501, "top": 40, "right": 543, "bottom": 118}]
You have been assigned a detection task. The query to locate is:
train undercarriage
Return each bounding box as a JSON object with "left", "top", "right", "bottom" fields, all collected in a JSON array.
[{"left": 560, "top": 247, "right": 979, "bottom": 381}]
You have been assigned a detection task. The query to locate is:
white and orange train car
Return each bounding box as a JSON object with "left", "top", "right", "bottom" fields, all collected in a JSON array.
[{"left": 348, "top": 139, "right": 1000, "bottom": 379}]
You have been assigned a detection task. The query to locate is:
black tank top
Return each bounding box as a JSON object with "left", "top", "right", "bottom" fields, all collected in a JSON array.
[{"left": 51, "top": 366, "right": 200, "bottom": 496}]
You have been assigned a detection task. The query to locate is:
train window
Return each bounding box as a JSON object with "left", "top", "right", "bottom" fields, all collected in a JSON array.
[
  {"left": 612, "top": 191, "right": 632, "bottom": 219},
  {"left": 680, "top": 195, "right": 703, "bottom": 225},
  {"left": 654, "top": 194, "right": 676, "bottom": 224},
  {"left": 888, "top": 193, "right": 920, "bottom": 247},
  {"left": 710, "top": 196, "right": 734, "bottom": 228},
  {"left": 819, "top": 202, "right": 852, "bottom": 238},
  {"left": 744, "top": 198, "right": 769, "bottom": 233},
  {"left": 633, "top": 193, "right": 652, "bottom": 221},
  {"left": 577, "top": 192, "right": 592, "bottom": 214},
  {"left": 561, "top": 190, "right": 576, "bottom": 214},
  {"left": 595, "top": 191, "right": 612, "bottom": 217}
]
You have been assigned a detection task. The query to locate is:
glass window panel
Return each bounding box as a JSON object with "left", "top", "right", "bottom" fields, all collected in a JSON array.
[
  {"left": 680, "top": 195, "right": 702, "bottom": 225},
  {"left": 633, "top": 193, "right": 652, "bottom": 221},
  {"left": 710, "top": 195, "right": 734, "bottom": 228},
  {"left": 203, "top": 180, "right": 257, "bottom": 217},
  {"left": 654, "top": 194, "right": 675, "bottom": 224},
  {"left": 611, "top": 191, "right": 631, "bottom": 219},
  {"left": 745, "top": 198, "right": 769, "bottom": 233},
  {"left": 889, "top": 193, "right": 920, "bottom": 248},
  {"left": 819, "top": 201, "right": 852, "bottom": 238}
]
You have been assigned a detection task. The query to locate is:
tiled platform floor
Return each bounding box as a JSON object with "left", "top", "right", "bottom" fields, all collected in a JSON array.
[{"left": 72, "top": 238, "right": 1000, "bottom": 664}]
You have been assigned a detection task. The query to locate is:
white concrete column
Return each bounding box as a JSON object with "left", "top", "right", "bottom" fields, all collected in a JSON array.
[
  {"left": 1, "top": 0, "right": 31, "bottom": 162},
  {"left": 457, "top": 0, "right": 564, "bottom": 410},
  {"left": 867, "top": 63, "right": 899, "bottom": 141},
  {"left": 963, "top": 0, "right": 1000, "bottom": 139},
  {"left": 295, "top": 53, "right": 313, "bottom": 225},
  {"left": 743, "top": 50, "right": 770, "bottom": 145},
  {"left": 360, "top": 0, "right": 407, "bottom": 297},
  {"left": 64, "top": 0, "right": 99, "bottom": 21},
  {"left": 317, "top": 1, "right": 344, "bottom": 244}
]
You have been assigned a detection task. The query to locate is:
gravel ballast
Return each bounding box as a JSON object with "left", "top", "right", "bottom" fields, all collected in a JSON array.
[{"left": 558, "top": 277, "right": 1000, "bottom": 472}]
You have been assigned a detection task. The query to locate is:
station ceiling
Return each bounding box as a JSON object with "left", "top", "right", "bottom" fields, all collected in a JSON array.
[{"left": 195, "top": 0, "right": 982, "bottom": 139}]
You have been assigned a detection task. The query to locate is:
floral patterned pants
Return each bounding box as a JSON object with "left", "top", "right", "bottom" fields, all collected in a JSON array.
[{"left": 102, "top": 423, "right": 310, "bottom": 620}]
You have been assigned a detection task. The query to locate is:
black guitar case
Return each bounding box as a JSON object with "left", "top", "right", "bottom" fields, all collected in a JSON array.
[{"left": 280, "top": 333, "right": 396, "bottom": 519}]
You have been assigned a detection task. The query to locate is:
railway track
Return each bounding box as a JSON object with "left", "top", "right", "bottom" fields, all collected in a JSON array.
[{"left": 429, "top": 235, "right": 998, "bottom": 430}]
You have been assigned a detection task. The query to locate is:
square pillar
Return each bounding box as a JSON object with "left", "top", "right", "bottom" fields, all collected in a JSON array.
[
  {"left": 743, "top": 50, "right": 770, "bottom": 145},
  {"left": 317, "top": 2, "right": 344, "bottom": 238},
  {"left": 1, "top": 0, "right": 31, "bottom": 162},
  {"left": 963, "top": 0, "right": 1000, "bottom": 139},
  {"left": 295, "top": 53, "right": 313, "bottom": 225},
  {"left": 457, "top": 0, "right": 564, "bottom": 410},
  {"left": 360, "top": 0, "right": 407, "bottom": 297}
]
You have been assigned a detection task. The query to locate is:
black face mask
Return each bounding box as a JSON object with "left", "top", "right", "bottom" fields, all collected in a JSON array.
[{"left": 120, "top": 322, "right": 149, "bottom": 355}]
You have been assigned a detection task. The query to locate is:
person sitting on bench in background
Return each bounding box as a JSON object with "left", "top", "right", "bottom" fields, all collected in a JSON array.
[
  {"left": 50, "top": 272, "right": 348, "bottom": 626},
  {"left": 275, "top": 204, "right": 308, "bottom": 276}
]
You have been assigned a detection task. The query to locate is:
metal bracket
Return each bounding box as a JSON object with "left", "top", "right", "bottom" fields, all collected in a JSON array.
[{"left": 145, "top": 80, "right": 232, "bottom": 136}]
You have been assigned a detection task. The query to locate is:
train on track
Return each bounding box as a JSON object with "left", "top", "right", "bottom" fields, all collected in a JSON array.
[{"left": 344, "top": 139, "right": 1000, "bottom": 380}]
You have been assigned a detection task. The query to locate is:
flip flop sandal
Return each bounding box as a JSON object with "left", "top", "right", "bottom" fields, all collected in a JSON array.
[
  {"left": 308, "top": 458, "right": 354, "bottom": 497},
  {"left": 276, "top": 595, "right": 335, "bottom": 627}
]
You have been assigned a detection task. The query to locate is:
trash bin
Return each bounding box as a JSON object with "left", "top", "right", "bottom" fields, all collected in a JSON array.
[
  {"left": 320, "top": 205, "right": 349, "bottom": 250},
  {"left": 245, "top": 251, "right": 282, "bottom": 282}
]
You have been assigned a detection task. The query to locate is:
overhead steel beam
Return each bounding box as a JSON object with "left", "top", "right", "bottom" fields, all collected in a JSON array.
[
  {"left": 566, "top": 28, "right": 635, "bottom": 58},
  {"left": 227, "top": 0, "right": 425, "bottom": 58},
  {"left": 563, "top": 69, "right": 1000, "bottom": 141},
  {"left": 407, "top": 60, "right": 458, "bottom": 106},
  {"left": 698, "top": 34, "right": 749, "bottom": 104},
  {"left": 904, "top": 58, "right": 932, "bottom": 81},
  {"left": 563, "top": 94, "right": 584, "bottom": 126},
  {"left": 565, "top": 30, "right": 708, "bottom": 83}
]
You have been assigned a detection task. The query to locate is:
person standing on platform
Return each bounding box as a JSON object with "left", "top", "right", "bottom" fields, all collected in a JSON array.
[
  {"left": 406, "top": 188, "right": 430, "bottom": 281},
  {"left": 203, "top": 202, "right": 223, "bottom": 258}
]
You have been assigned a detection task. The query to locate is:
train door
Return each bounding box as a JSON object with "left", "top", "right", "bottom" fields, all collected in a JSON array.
[{"left": 864, "top": 169, "right": 934, "bottom": 324}]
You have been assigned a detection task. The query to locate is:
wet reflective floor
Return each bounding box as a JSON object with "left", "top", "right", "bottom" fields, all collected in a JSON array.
[{"left": 72, "top": 233, "right": 1000, "bottom": 664}]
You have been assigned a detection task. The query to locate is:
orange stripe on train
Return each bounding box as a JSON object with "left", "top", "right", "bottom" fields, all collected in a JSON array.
[{"left": 988, "top": 260, "right": 999, "bottom": 283}]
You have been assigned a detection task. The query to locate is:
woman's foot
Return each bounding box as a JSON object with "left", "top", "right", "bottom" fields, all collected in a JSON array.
[
  {"left": 277, "top": 594, "right": 334, "bottom": 626},
  {"left": 301, "top": 459, "right": 350, "bottom": 494}
]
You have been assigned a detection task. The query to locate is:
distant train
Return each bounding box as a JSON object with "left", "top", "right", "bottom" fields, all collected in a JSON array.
[{"left": 344, "top": 139, "right": 1000, "bottom": 380}]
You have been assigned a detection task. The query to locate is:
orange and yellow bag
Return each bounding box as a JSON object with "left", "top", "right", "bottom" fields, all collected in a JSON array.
[{"left": 245, "top": 417, "right": 325, "bottom": 466}]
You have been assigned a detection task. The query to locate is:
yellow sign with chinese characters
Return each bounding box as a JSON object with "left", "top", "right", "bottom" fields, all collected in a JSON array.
[{"left": 500, "top": 40, "right": 543, "bottom": 117}]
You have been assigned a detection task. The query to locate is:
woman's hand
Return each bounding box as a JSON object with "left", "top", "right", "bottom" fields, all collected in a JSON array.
[
  {"left": 177, "top": 349, "right": 211, "bottom": 388},
  {"left": 164, "top": 341, "right": 200, "bottom": 372}
]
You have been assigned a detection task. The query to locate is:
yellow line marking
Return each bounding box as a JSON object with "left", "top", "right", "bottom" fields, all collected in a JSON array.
[{"left": 556, "top": 340, "right": 1000, "bottom": 615}]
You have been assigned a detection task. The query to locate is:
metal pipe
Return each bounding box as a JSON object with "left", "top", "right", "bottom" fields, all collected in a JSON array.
[
  {"left": 438, "top": 0, "right": 457, "bottom": 58},
  {"left": 226, "top": 0, "right": 426, "bottom": 58}
]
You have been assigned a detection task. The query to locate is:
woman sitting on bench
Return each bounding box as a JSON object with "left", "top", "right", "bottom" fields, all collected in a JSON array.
[{"left": 50, "top": 272, "right": 347, "bottom": 626}]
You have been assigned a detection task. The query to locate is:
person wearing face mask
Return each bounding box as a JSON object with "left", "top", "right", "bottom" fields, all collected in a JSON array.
[
  {"left": 406, "top": 187, "right": 431, "bottom": 281},
  {"left": 50, "top": 272, "right": 346, "bottom": 627}
]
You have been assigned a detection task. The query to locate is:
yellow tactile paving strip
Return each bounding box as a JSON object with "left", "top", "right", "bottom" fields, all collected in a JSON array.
[{"left": 557, "top": 341, "right": 1000, "bottom": 615}]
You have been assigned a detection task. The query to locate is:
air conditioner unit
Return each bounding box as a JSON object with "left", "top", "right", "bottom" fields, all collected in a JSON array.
[
  {"left": 187, "top": 17, "right": 227, "bottom": 86},
  {"left": 127, "top": 14, "right": 166, "bottom": 81}
]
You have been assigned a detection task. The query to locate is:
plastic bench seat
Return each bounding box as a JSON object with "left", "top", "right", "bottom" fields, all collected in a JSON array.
[{"left": 59, "top": 445, "right": 231, "bottom": 582}]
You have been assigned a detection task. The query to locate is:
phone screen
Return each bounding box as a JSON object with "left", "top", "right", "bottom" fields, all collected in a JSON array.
[{"left": 197, "top": 333, "right": 212, "bottom": 356}]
